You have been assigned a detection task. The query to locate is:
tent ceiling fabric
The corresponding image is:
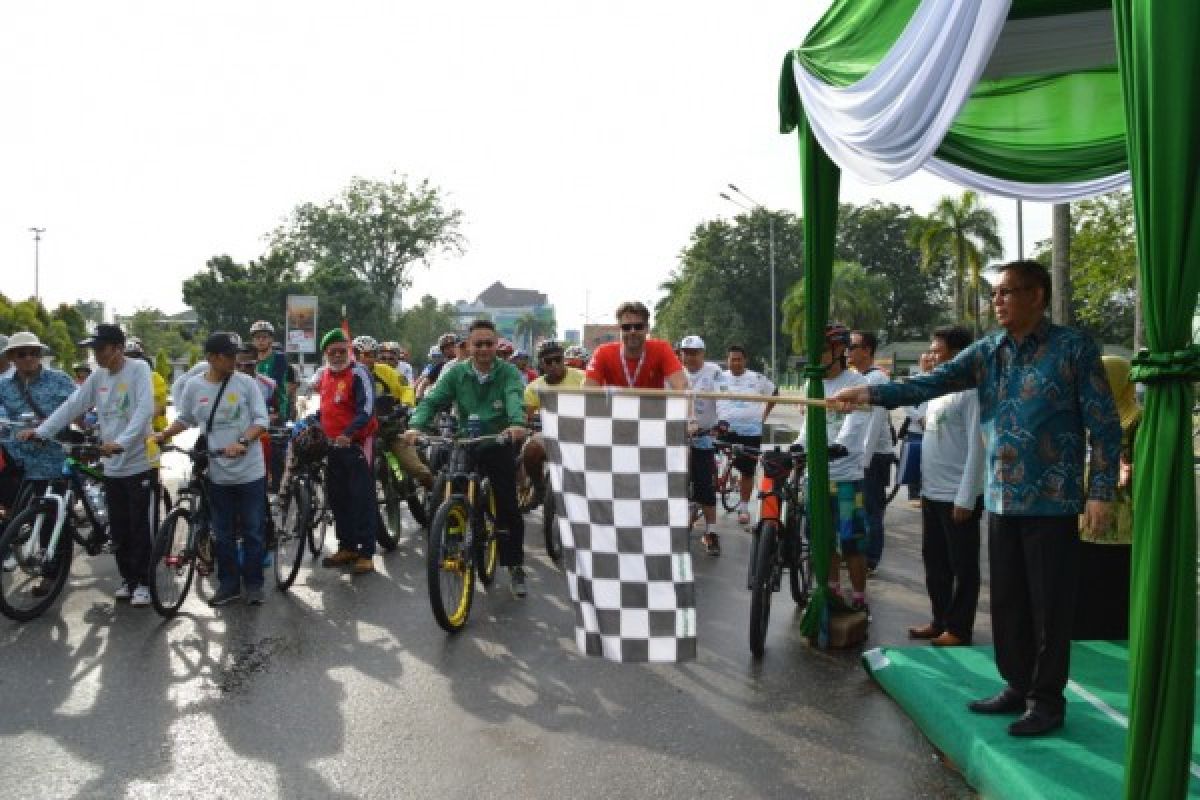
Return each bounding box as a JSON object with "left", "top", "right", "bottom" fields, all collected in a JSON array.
[{"left": 787, "top": 0, "right": 1130, "bottom": 201}]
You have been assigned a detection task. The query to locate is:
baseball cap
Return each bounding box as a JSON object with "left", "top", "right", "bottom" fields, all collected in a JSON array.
[
  {"left": 204, "top": 332, "right": 240, "bottom": 356},
  {"left": 78, "top": 324, "right": 126, "bottom": 348},
  {"left": 679, "top": 335, "right": 705, "bottom": 351}
]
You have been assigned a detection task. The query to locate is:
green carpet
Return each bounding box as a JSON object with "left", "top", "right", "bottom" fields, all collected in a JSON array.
[{"left": 862, "top": 642, "right": 1200, "bottom": 799}]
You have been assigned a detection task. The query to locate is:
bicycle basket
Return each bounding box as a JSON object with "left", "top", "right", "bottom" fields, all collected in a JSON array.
[
  {"left": 292, "top": 424, "right": 330, "bottom": 465},
  {"left": 760, "top": 450, "right": 793, "bottom": 480}
]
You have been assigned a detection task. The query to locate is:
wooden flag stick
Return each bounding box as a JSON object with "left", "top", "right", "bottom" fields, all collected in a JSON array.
[{"left": 533, "top": 384, "right": 844, "bottom": 409}]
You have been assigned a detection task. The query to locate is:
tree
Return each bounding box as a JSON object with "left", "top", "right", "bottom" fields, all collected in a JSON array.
[
  {"left": 909, "top": 191, "right": 1004, "bottom": 334},
  {"left": 835, "top": 202, "right": 950, "bottom": 341},
  {"left": 154, "top": 350, "right": 173, "bottom": 382},
  {"left": 780, "top": 261, "right": 890, "bottom": 350},
  {"left": 182, "top": 253, "right": 309, "bottom": 335},
  {"left": 125, "top": 308, "right": 199, "bottom": 361},
  {"left": 270, "top": 175, "right": 464, "bottom": 315},
  {"left": 514, "top": 311, "right": 556, "bottom": 352},
  {"left": 0, "top": 294, "right": 77, "bottom": 367},
  {"left": 397, "top": 294, "right": 459, "bottom": 369},
  {"left": 1051, "top": 203, "right": 1073, "bottom": 325},
  {"left": 72, "top": 299, "right": 105, "bottom": 326}
]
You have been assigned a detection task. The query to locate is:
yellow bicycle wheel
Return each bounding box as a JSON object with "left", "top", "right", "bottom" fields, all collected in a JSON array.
[{"left": 427, "top": 497, "right": 474, "bottom": 632}]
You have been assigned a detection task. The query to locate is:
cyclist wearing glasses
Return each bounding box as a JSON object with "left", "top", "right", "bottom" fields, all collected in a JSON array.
[
  {"left": 582, "top": 301, "right": 687, "bottom": 390},
  {"left": 403, "top": 319, "right": 529, "bottom": 596},
  {"left": 521, "top": 339, "right": 585, "bottom": 506}
]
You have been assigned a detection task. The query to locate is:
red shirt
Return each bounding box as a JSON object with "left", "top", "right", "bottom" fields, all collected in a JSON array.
[{"left": 585, "top": 339, "right": 683, "bottom": 388}]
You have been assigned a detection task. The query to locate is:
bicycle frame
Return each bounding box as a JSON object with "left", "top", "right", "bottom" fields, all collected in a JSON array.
[{"left": 20, "top": 452, "right": 108, "bottom": 566}]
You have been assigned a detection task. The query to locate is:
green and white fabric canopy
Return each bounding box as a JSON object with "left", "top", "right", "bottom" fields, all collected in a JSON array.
[
  {"left": 782, "top": 0, "right": 1128, "bottom": 199},
  {"left": 778, "top": 2, "right": 1199, "bottom": 799}
]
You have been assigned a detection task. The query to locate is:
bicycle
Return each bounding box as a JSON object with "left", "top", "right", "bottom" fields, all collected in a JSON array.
[
  {"left": 0, "top": 438, "right": 116, "bottom": 621},
  {"left": 419, "top": 432, "right": 507, "bottom": 633},
  {"left": 374, "top": 406, "right": 428, "bottom": 550},
  {"left": 735, "top": 440, "right": 847, "bottom": 658},
  {"left": 417, "top": 411, "right": 459, "bottom": 528},
  {"left": 714, "top": 446, "right": 739, "bottom": 513},
  {"left": 515, "top": 415, "right": 561, "bottom": 562}
]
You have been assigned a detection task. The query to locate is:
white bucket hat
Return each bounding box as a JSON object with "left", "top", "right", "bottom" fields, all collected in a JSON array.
[{"left": 2, "top": 331, "right": 51, "bottom": 356}]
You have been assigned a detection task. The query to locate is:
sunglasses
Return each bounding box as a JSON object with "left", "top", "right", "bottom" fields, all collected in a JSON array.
[
  {"left": 9, "top": 349, "right": 42, "bottom": 358},
  {"left": 542, "top": 356, "right": 563, "bottom": 365},
  {"left": 619, "top": 322, "right": 647, "bottom": 332},
  {"left": 472, "top": 340, "right": 497, "bottom": 348}
]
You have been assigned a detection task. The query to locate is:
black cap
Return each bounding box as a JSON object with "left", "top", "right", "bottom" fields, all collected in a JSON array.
[
  {"left": 204, "top": 332, "right": 240, "bottom": 356},
  {"left": 78, "top": 324, "right": 126, "bottom": 348}
]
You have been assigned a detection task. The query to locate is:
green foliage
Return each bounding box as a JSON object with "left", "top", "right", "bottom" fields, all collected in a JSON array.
[
  {"left": 73, "top": 299, "right": 105, "bottom": 325},
  {"left": 396, "top": 294, "right": 459, "bottom": 369},
  {"left": 909, "top": 190, "right": 1003, "bottom": 334},
  {"left": 0, "top": 293, "right": 77, "bottom": 367},
  {"left": 781, "top": 261, "right": 890, "bottom": 350},
  {"left": 182, "top": 253, "right": 307, "bottom": 335},
  {"left": 154, "top": 350, "right": 172, "bottom": 382},
  {"left": 655, "top": 209, "right": 804, "bottom": 374},
  {"left": 124, "top": 307, "right": 202, "bottom": 361},
  {"left": 1032, "top": 190, "right": 1137, "bottom": 346},
  {"left": 270, "top": 175, "right": 464, "bottom": 316},
  {"left": 514, "top": 311, "right": 556, "bottom": 352},
  {"left": 836, "top": 202, "right": 951, "bottom": 340}
]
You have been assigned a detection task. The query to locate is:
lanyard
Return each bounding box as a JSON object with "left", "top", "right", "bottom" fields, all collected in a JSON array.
[{"left": 620, "top": 348, "right": 645, "bottom": 388}]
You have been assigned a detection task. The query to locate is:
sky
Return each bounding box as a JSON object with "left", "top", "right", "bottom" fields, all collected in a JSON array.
[{"left": 1, "top": 0, "right": 1051, "bottom": 338}]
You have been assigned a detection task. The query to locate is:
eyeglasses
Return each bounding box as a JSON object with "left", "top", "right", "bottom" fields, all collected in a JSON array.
[
  {"left": 990, "top": 286, "right": 1032, "bottom": 301},
  {"left": 619, "top": 322, "right": 647, "bottom": 332},
  {"left": 473, "top": 340, "right": 496, "bottom": 348},
  {"left": 542, "top": 356, "right": 563, "bottom": 365},
  {"left": 9, "top": 349, "right": 42, "bottom": 359}
]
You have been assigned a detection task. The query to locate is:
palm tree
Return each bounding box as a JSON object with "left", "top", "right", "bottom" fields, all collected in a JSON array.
[
  {"left": 515, "top": 311, "right": 557, "bottom": 352},
  {"left": 910, "top": 190, "right": 1003, "bottom": 334},
  {"left": 781, "top": 261, "right": 888, "bottom": 351}
]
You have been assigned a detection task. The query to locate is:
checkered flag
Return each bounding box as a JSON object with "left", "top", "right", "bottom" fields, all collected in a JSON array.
[{"left": 539, "top": 390, "right": 696, "bottom": 662}]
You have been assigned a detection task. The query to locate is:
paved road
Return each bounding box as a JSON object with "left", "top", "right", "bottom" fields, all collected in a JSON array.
[{"left": 0, "top": 445, "right": 980, "bottom": 799}]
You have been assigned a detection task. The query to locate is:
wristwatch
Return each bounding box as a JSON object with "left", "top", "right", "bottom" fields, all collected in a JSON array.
[{"left": 237, "top": 436, "right": 250, "bottom": 447}]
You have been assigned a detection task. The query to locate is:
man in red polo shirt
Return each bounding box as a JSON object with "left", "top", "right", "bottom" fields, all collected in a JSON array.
[{"left": 583, "top": 301, "right": 688, "bottom": 390}]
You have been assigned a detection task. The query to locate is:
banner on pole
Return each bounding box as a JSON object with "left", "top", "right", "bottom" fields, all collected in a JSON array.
[
  {"left": 540, "top": 390, "right": 696, "bottom": 663},
  {"left": 285, "top": 295, "right": 318, "bottom": 354}
]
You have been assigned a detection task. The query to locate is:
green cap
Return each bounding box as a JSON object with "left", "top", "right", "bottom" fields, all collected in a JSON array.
[{"left": 320, "top": 328, "right": 347, "bottom": 351}]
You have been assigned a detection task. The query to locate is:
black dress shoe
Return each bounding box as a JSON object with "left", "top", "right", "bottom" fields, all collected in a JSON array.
[
  {"left": 1008, "top": 709, "right": 1064, "bottom": 737},
  {"left": 967, "top": 688, "right": 1026, "bottom": 714}
]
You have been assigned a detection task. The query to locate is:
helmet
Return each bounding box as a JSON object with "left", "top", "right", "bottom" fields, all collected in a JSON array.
[
  {"left": 679, "top": 335, "right": 705, "bottom": 351},
  {"left": 496, "top": 338, "right": 515, "bottom": 356},
  {"left": 352, "top": 335, "right": 379, "bottom": 354},
  {"left": 427, "top": 344, "right": 442, "bottom": 359},
  {"left": 291, "top": 422, "right": 329, "bottom": 465},
  {"left": 250, "top": 320, "right": 274, "bottom": 336},
  {"left": 824, "top": 322, "right": 851, "bottom": 347},
  {"left": 437, "top": 332, "right": 459, "bottom": 349},
  {"left": 564, "top": 344, "right": 588, "bottom": 359},
  {"left": 513, "top": 349, "right": 528, "bottom": 360},
  {"left": 537, "top": 339, "right": 564, "bottom": 359},
  {"left": 380, "top": 340, "right": 400, "bottom": 354},
  {"left": 123, "top": 336, "right": 145, "bottom": 356}
]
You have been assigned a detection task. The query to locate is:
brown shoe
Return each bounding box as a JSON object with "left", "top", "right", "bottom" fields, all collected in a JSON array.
[
  {"left": 931, "top": 631, "right": 970, "bottom": 647},
  {"left": 907, "top": 623, "right": 942, "bottom": 639},
  {"left": 321, "top": 548, "right": 358, "bottom": 568},
  {"left": 352, "top": 557, "right": 375, "bottom": 575}
]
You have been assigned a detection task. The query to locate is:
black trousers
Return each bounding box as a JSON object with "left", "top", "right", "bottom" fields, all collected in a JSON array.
[
  {"left": 477, "top": 442, "right": 524, "bottom": 567},
  {"left": 105, "top": 470, "right": 158, "bottom": 587},
  {"left": 1073, "top": 542, "right": 1131, "bottom": 640},
  {"left": 988, "top": 514, "right": 1079, "bottom": 716},
  {"left": 920, "top": 498, "right": 982, "bottom": 639},
  {"left": 326, "top": 445, "right": 376, "bottom": 557}
]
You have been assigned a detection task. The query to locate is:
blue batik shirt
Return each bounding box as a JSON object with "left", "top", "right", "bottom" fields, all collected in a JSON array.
[
  {"left": 870, "top": 318, "right": 1121, "bottom": 517},
  {"left": 0, "top": 367, "right": 76, "bottom": 480}
]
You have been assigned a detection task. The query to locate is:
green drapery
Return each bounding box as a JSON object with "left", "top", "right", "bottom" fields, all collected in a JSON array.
[
  {"left": 796, "top": 112, "right": 840, "bottom": 644},
  {"left": 1114, "top": 1, "right": 1200, "bottom": 797}
]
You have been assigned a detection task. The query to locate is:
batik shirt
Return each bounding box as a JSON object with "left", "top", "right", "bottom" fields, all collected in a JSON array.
[
  {"left": 871, "top": 318, "right": 1121, "bottom": 516},
  {"left": 0, "top": 367, "right": 75, "bottom": 480}
]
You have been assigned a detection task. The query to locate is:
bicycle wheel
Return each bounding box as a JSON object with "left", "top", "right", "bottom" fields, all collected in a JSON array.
[
  {"left": 718, "top": 456, "right": 739, "bottom": 512},
  {"left": 748, "top": 520, "right": 779, "bottom": 658},
  {"left": 308, "top": 477, "right": 329, "bottom": 557},
  {"left": 543, "top": 482, "right": 562, "bottom": 563},
  {"left": 274, "top": 480, "right": 308, "bottom": 590},
  {"left": 475, "top": 480, "right": 499, "bottom": 587},
  {"left": 0, "top": 505, "right": 74, "bottom": 622},
  {"left": 376, "top": 461, "right": 402, "bottom": 552},
  {"left": 406, "top": 475, "right": 429, "bottom": 528},
  {"left": 788, "top": 515, "right": 813, "bottom": 606},
  {"left": 150, "top": 507, "right": 195, "bottom": 618},
  {"left": 427, "top": 497, "right": 474, "bottom": 633}
]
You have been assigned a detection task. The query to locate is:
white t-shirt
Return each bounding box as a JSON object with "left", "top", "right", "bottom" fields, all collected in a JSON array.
[
  {"left": 716, "top": 369, "right": 775, "bottom": 436},
  {"left": 685, "top": 362, "right": 724, "bottom": 431},
  {"left": 794, "top": 368, "right": 869, "bottom": 483},
  {"left": 397, "top": 361, "right": 415, "bottom": 385},
  {"left": 920, "top": 389, "right": 984, "bottom": 508},
  {"left": 859, "top": 367, "right": 894, "bottom": 455},
  {"left": 176, "top": 372, "right": 270, "bottom": 486}
]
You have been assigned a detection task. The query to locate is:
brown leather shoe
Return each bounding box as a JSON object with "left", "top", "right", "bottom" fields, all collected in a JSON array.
[
  {"left": 352, "top": 557, "right": 375, "bottom": 575},
  {"left": 931, "top": 631, "right": 970, "bottom": 647},
  {"left": 321, "top": 548, "right": 358, "bottom": 568},
  {"left": 907, "top": 623, "right": 942, "bottom": 639}
]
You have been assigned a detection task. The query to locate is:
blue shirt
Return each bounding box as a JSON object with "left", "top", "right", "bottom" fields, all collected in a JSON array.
[
  {"left": 870, "top": 319, "right": 1121, "bottom": 516},
  {"left": 0, "top": 368, "right": 76, "bottom": 480}
]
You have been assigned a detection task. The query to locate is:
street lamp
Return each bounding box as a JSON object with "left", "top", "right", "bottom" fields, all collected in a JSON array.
[
  {"left": 720, "top": 185, "right": 777, "bottom": 379},
  {"left": 29, "top": 227, "right": 46, "bottom": 305}
]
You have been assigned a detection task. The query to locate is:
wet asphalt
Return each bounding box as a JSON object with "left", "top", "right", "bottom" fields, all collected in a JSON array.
[{"left": 0, "top": 436, "right": 982, "bottom": 799}]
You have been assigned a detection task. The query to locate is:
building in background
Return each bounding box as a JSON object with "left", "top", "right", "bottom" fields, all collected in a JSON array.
[
  {"left": 564, "top": 329, "right": 581, "bottom": 345},
  {"left": 454, "top": 281, "right": 556, "bottom": 351},
  {"left": 582, "top": 323, "right": 620, "bottom": 351}
]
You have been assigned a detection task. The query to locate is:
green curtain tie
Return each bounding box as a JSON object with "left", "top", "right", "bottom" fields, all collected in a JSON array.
[
  {"left": 1129, "top": 346, "right": 1200, "bottom": 383},
  {"left": 778, "top": 52, "right": 802, "bottom": 134}
]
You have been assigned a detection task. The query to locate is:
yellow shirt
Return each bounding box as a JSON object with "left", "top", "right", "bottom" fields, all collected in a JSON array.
[
  {"left": 371, "top": 362, "right": 415, "bottom": 406},
  {"left": 151, "top": 371, "right": 168, "bottom": 433},
  {"left": 524, "top": 367, "right": 585, "bottom": 414}
]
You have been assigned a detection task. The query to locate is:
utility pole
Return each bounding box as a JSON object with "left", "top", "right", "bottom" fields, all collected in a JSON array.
[
  {"left": 1051, "top": 204, "right": 1072, "bottom": 325},
  {"left": 722, "top": 185, "right": 778, "bottom": 380},
  {"left": 29, "top": 227, "right": 46, "bottom": 304}
]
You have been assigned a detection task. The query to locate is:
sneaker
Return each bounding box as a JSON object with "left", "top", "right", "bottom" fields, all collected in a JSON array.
[
  {"left": 130, "top": 585, "right": 152, "bottom": 607},
  {"left": 352, "top": 556, "right": 375, "bottom": 575},
  {"left": 209, "top": 585, "right": 242, "bottom": 607},
  {"left": 509, "top": 566, "right": 527, "bottom": 598},
  {"left": 703, "top": 532, "right": 721, "bottom": 556},
  {"left": 245, "top": 588, "right": 265, "bottom": 605},
  {"left": 114, "top": 583, "right": 133, "bottom": 601},
  {"left": 321, "top": 548, "right": 358, "bottom": 568}
]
